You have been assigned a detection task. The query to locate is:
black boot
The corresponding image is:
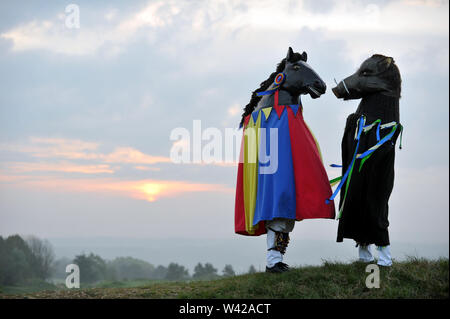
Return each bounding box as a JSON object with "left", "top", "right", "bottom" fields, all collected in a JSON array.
[
  {"left": 266, "top": 262, "right": 289, "bottom": 273},
  {"left": 279, "top": 262, "right": 289, "bottom": 270}
]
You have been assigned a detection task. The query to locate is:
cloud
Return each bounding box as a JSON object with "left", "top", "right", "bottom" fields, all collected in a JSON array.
[
  {"left": 0, "top": 135, "right": 239, "bottom": 202},
  {"left": 3, "top": 161, "right": 114, "bottom": 174},
  {"left": 102, "top": 147, "right": 172, "bottom": 165},
  {"left": 0, "top": 136, "right": 172, "bottom": 166},
  {"left": 116, "top": 1, "right": 180, "bottom": 31},
  {"left": 0, "top": 20, "right": 103, "bottom": 56},
  {"left": 1, "top": 135, "right": 242, "bottom": 168},
  {"left": 1, "top": 0, "right": 447, "bottom": 59},
  {"left": 133, "top": 166, "right": 161, "bottom": 171},
  {"left": 0, "top": 1, "right": 181, "bottom": 57},
  {"left": 0, "top": 174, "right": 233, "bottom": 203},
  {"left": 1, "top": 0, "right": 447, "bottom": 87},
  {"left": 218, "top": 0, "right": 449, "bottom": 35},
  {"left": 0, "top": 137, "right": 101, "bottom": 160}
]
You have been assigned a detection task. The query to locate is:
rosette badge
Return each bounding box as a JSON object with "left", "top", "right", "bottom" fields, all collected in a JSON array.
[
  {"left": 256, "top": 72, "right": 286, "bottom": 96},
  {"left": 274, "top": 72, "right": 286, "bottom": 87}
]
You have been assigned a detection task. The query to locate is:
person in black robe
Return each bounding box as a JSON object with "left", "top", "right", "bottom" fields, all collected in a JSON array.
[{"left": 331, "top": 54, "right": 402, "bottom": 266}]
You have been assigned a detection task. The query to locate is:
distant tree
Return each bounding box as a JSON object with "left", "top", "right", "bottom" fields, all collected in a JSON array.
[
  {"left": 153, "top": 265, "right": 168, "bottom": 280},
  {"left": 165, "top": 263, "right": 190, "bottom": 281},
  {"left": 1, "top": 235, "right": 36, "bottom": 285},
  {"left": 248, "top": 265, "right": 257, "bottom": 274},
  {"left": 73, "top": 253, "right": 107, "bottom": 283},
  {"left": 108, "top": 257, "right": 155, "bottom": 280},
  {"left": 105, "top": 264, "right": 118, "bottom": 281},
  {"left": 51, "top": 257, "right": 73, "bottom": 279},
  {"left": 222, "top": 264, "right": 235, "bottom": 277},
  {"left": 0, "top": 237, "right": 6, "bottom": 284},
  {"left": 193, "top": 262, "right": 219, "bottom": 280},
  {"left": 193, "top": 263, "right": 205, "bottom": 279},
  {"left": 26, "top": 236, "right": 55, "bottom": 279},
  {"left": 7, "top": 248, "right": 32, "bottom": 285}
]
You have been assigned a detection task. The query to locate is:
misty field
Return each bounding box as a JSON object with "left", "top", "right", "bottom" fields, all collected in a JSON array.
[{"left": 1, "top": 257, "right": 448, "bottom": 299}]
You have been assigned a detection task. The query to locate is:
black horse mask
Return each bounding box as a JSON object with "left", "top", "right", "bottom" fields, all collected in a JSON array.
[
  {"left": 332, "top": 54, "right": 401, "bottom": 100},
  {"left": 283, "top": 47, "right": 327, "bottom": 99},
  {"left": 239, "top": 47, "right": 327, "bottom": 127}
]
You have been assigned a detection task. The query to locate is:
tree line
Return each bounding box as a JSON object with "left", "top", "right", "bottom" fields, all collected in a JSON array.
[
  {"left": 0, "top": 234, "right": 258, "bottom": 286},
  {"left": 0, "top": 235, "right": 54, "bottom": 285},
  {"left": 59, "top": 253, "right": 253, "bottom": 283}
]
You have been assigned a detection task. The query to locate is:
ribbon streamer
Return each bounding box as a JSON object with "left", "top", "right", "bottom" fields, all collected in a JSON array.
[{"left": 326, "top": 116, "right": 403, "bottom": 220}]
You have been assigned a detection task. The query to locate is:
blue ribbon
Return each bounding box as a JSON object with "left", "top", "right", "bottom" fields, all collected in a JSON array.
[
  {"left": 326, "top": 117, "right": 401, "bottom": 209},
  {"left": 326, "top": 116, "right": 365, "bottom": 205},
  {"left": 256, "top": 72, "right": 286, "bottom": 97},
  {"left": 356, "top": 125, "right": 398, "bottom": 159},
  {"left": 256, "top": 89, "right": 278, "bottom": 96},
  {"left": 376, "top": 121, "right": 381, "bottom": 141}
]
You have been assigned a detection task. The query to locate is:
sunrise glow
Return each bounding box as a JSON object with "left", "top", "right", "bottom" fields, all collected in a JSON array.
[{"left": 136, "top": 182, "right": 166, "bottom": 202}]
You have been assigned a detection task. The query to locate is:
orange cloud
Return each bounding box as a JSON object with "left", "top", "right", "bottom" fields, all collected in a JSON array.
[
  {"left": 0, "top": 137, "right": 172, "bottom": 166},
  {"left": 0, "top": 137, "right": 101, "bottom": 160},
  {"left": 0, "top": 135, "right": 240, "bottom": 194},
  {"left": 102, "top": 147, "right": 172, "bottom": 165},
  {"left": 0, "top": 175, "right": 233, "bottom": 203},
  {"left": 5, "top": 162, "right": 114, "bottom": 174},
  {"left": 134, "top": 166, "right": 161, "bottom": 171}
]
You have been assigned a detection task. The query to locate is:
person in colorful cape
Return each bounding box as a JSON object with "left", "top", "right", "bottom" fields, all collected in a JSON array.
[
  {"left": 235, "top": 48, "right": 335, "bottom": 273},
  {"left": 331, "top": 54, "right": 403, "bottom": 267}
]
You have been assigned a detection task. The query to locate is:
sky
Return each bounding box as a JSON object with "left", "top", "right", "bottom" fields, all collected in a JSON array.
[{"left": 0, "top": 0, "right": 448, "bottom": 271}]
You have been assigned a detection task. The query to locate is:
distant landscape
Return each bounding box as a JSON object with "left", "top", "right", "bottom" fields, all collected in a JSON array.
[
  {"left": 48, "top": 235, "right": 450, "bottom": 274},
  {"left": 0, "top": 234, "right": 255, "bottom": 295},
  {"left": 0, "top": 234, "right": 448, "bottom": 298}
]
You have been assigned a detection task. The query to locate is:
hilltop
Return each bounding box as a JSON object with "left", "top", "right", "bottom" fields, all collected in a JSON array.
[{"left": 1, "top": 257, "right": 448, "bottom": 299}]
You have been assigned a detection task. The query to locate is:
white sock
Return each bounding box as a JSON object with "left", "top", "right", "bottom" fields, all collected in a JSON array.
[
  {"left": 265, "top": 218, "right": 295, "bottom": 268},
  {"left": 358, "top": 244, "right": 375, "bottom": 262},
  {"left": 266, "top": 228, "right": 282, "bottom": 268},
  {"left": 377, "top": 245, "right": 392, "bottom": 266}
]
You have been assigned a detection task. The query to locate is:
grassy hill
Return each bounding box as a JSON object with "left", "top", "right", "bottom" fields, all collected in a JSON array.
[{"left": 1, "top": 257, "right": 448, "bottom": 299}]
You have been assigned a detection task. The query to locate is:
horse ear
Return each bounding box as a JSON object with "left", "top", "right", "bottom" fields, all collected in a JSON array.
[
  {"left": 379, "top": 56, "right": 393, "bottom": 69},
  {"left": 286, "top": 47, "right": 294, "bottom": 61},
  {"left": 385, "top": 57, "right": 393, "bottom": 67},
  {"left": 301, "top": 51, "right": 307, "bottom": 62}
]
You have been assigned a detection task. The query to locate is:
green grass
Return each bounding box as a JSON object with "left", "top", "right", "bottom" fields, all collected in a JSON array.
[
  {"left": 0, "top": 278, "right": 164, "bottom": 296},
  {"left": 90, "top": 279, "right": 167, "bottom": 289},
  {"left": 0, "top": 279, "right": 60, "bottom": 295},
  {"left": 1, "top": 257, "right": 448, "bottom": 299}
]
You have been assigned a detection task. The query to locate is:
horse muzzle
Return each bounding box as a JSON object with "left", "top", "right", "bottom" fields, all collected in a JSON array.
[
  {"left": 307, "top": 80, "right": 326, "bottom": 99},
  {"left": 332, "top": 76, "right": 359, "bottom": 100},
  {"left": 332, "top": 82, "right": 346, "bottom": 98}
]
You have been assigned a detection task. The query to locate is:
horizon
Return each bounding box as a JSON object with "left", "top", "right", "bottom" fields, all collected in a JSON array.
[{"left": 2, "top": 234, "right": 447, "bottom": 275}]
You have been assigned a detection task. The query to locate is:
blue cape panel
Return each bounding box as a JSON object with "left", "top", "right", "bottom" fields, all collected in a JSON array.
[{"left": 252, "top": 107, "right": 297, "bottom": 225}]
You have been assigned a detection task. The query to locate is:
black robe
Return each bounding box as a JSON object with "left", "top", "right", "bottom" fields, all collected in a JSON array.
[{"left": 337, "top": 93, "right": 402, "bottom": 247}]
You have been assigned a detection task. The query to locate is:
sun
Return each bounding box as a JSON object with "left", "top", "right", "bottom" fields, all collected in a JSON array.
[{"left": 136, "top": 182, "right": 166, "bottom": 202}]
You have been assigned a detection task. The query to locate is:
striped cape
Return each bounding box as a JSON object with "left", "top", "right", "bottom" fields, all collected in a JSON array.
[{"left": 235, "top": 92, "right": 335, "bottom": 236}]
